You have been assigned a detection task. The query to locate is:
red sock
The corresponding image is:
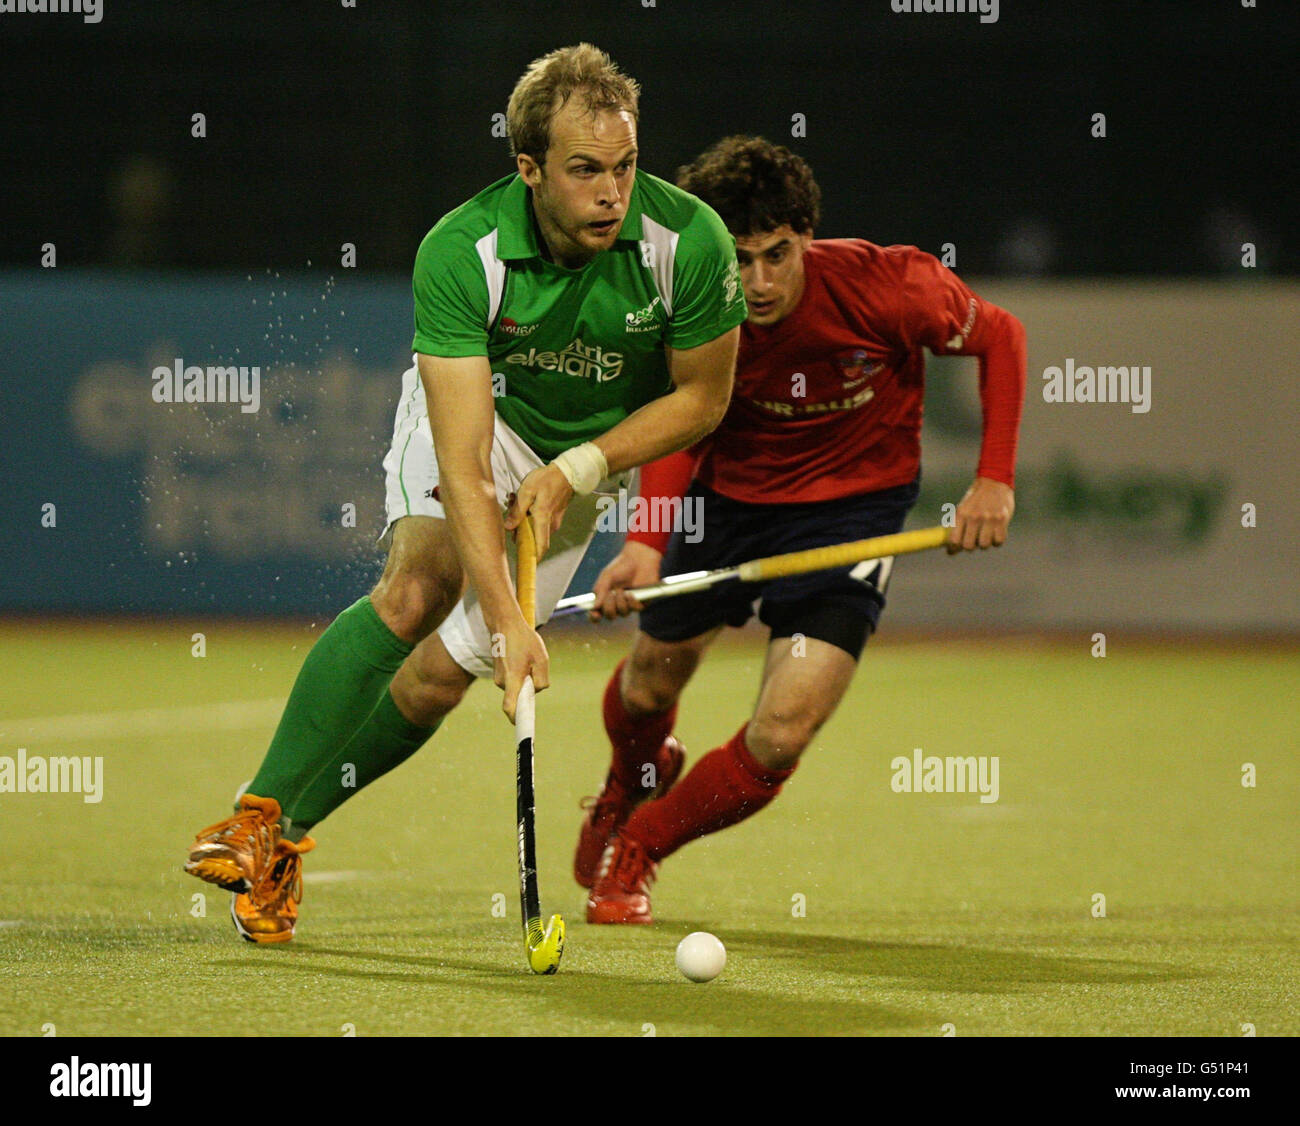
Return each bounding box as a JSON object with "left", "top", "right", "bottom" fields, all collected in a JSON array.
[
  {"left": 622, "top": 723, "right": 794, "bottom": 861},
  {"left": 603, "top": 659, "right": 678, "bottom": 790}
]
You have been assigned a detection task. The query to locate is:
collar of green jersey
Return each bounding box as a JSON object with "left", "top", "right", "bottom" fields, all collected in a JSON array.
[{"left": 495, "top": 173, "right": 644, "bottom": 260}]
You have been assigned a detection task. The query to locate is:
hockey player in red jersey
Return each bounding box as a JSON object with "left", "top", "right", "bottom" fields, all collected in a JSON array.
[{"left": 576, "top": 136, "right": 1027, "bottom": 923}]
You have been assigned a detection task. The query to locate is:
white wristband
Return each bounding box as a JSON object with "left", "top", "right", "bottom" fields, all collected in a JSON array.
[{"left": 550, "top": 442, "right": 608, "bottom": 496}]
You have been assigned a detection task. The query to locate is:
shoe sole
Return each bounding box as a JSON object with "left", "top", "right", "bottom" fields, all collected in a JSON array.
[
  {"left": 184, "top": 857, "right": 251, "bottom": 894},
  {"left": 585, "top": 903, "right": 654, "bottom": 925},
  {"left": 573, "top": 742, "right": 686, "bottom": 890}
]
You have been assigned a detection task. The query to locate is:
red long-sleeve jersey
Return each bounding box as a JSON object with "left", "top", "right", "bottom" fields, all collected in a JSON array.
[{"left": 631, "top": 239, "right": 1026, "bottom": 552}]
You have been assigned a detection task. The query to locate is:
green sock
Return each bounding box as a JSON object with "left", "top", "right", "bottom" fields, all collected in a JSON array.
[
  {"left": 248, "top": 596, "right": 414, "bottom": 806},
  {"left": 285, "top": 686, "right": 440, "bottom": 830}
]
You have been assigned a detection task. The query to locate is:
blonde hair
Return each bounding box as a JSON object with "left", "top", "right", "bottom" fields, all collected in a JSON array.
[{"left": 506, "top": 43, "right": 641, "bottom": 163}]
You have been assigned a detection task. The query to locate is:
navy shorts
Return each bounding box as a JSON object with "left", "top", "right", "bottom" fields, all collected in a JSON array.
[{"left": 639, "top": 476, "right": 920, "bottom": 659}]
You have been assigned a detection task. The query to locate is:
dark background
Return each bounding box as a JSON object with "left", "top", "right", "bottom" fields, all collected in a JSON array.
[{"left": 2, "top": 0, "right": 1293, "bottom": 277}]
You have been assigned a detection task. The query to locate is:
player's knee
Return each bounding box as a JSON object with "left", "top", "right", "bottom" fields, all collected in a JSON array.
[
  {"left": 371, "top": 567, "right": 458, "bottom": 644},
  {"left": 621, "top": 677, "right": 677, "bottom": 717},
  {"left": 623, "top": 645, "right": 690, "bottom": 715},
  {"left": 747, "top": 711, "right": 820, "bottom": 770}
]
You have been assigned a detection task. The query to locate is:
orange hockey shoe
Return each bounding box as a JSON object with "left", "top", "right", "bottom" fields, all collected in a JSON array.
[
  {"left": 184, "top": 793, "right": 284, "bottom": 893},
  {"left": 230, "top": 836, "right": 316, "bottom": 944}
]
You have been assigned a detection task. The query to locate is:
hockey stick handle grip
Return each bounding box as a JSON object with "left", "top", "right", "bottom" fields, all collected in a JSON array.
[
  {"left": 737, "top": 525, "right": 949, "bottom": 581},
  {"left": 515, "top": 514, "right": 538, "bottom": 628}
]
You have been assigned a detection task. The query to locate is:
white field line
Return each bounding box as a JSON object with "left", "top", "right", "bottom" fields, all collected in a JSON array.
[
  {"left": 937, "top": 804, "right": 1025, "bottom": 820},
  {"left": 0, "top": 698, "right": 285, "bottom": 742},
  {"left": 303, "top": 871, "right": 368, "bottom": 884}
]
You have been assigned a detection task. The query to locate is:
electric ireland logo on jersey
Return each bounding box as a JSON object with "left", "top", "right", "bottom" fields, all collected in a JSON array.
[{"left": 505, "top": 337, "right": 624, "bottom": 382}]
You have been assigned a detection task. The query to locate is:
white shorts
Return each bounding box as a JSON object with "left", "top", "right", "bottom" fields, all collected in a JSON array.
[{"left": 381, "top": 359, "right": 631, "bottom": 678}]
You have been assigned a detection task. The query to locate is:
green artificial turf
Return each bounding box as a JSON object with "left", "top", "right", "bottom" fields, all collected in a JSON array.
[{"left": 0, "top": 619, "right": 1295, "bottom": 1036}]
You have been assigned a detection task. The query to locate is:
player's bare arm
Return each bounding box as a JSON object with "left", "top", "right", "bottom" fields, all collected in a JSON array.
[
  {"left": 599, "top": 327, "right": 738, "bottom": 470},
  {"left": 421, "top": 352, "right": 549, "bottom": 719},
  {"left": 505, "top": 326, "right": 738, "bottom": 557}
]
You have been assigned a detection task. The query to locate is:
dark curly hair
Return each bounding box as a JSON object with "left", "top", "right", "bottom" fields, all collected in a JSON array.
[{"left": 675, "top": 135, "right": 821, "bottom": 237}]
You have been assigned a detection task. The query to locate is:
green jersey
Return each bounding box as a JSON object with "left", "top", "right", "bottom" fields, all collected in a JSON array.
[{"left": 411, "top": 171, "right": 747, "bottom": 460}]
